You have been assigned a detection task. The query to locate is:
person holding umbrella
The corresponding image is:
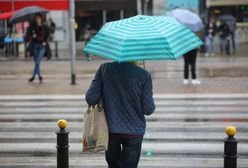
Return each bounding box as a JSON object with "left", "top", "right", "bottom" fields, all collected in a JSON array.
[
  {"left": 86, "top": 61, "right": 155, "bottom": 168},
  {"left": 167, "top": 8, "right": 204, "bottom": 85},
  {"left": 83, "top": 15, "right": 202, "bottom": 167},
  {"left": 10, "top": 6, "right": 49, "bottom": 83},
  {"left": 218, "top": 19, "right": 230, "bottom": 55},
  {"left": 26, "top": 14, "right": 49, "bottom": 83},
  {"left": 218, "top": 15, "right": 236, "bottom": 53},
  {"left": 205, "top": 17, "right": 218, "bottom": 57},
  {"left": 183, "top": 40, "right": 201, "bottom": 85}
]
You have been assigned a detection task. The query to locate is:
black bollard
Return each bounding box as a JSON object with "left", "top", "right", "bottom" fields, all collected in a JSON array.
[
  {"left": 55, "top": 41, "right": 58, "bottom": 58},
  {"left": 24, "top": 42, "right": 28, "bottom": 58},
  {"left": 224, "top": 126, "right": 238, "bottom": 168},
  {"left": 56, "top": 119, "right": 70, "bottom": 168}
]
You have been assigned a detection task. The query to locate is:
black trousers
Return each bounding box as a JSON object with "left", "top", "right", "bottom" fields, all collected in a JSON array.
[
  {"left": 105, "top": 135, "right": 143, "bottom": 168},
  {"left": 183, "top": 49, "right": 198, "bottom": 79}
]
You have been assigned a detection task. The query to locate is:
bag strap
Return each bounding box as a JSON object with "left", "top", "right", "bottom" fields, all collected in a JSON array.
[
  {"left": 101, "top": 63, "right": 108, "bottom": 80},
  {"left": 99, "top": 63, "right": 108, "bottom": 108},
  {"left": 87, "top": 63, "right": 108, "bottom": 109}
]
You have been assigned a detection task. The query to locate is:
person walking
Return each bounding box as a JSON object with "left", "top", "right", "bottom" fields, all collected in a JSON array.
[
  {"left": 205, "top": 17, "right": 218, "bottom": 57},
  {"left": 83, "top": 24, "right": 92, "bottom": 61},
  {"left": 183, "top": 31, "right": 201, "bottom": 85},
  {"left": 218, "top": 20, "right": 230, "bottom": 55},
  {"left": 26, "top": 14, "right": 49, "bottom": 83},
  {"left": 85, "top": 62, "right": 155, "bottom": 168},
  {"left": 226, "top": 20, "right": 237, "bottom": 53},
  {"left": 44, "top": 17, "right": 56, "bottom": 60},
  {"left": 183, "top": 48, "right": 201, "bottom": 85},
  {"left": 46, "top": 18, "right": 56, "bottom": 41}
]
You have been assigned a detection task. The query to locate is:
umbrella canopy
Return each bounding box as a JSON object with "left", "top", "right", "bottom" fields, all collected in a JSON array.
[
  {"left": 218, "top": 14, "right": 235, "bottom": 21},
  {"left": 166, "top": 8, "right": 204, "bottom": 32},
  {"left": 83, "top": 15, "right": 202, "bottom": 62},
  {"left": 10, "top": 6, "right": 48, "bottom": 24}
]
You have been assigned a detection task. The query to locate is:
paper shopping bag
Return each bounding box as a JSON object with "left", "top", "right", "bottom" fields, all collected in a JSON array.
[{"left": 82, "top": 100, "right": 108, "bottom": 152}]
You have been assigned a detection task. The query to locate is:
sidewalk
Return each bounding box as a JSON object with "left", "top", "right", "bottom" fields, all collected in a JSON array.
[{"left": 0, "top": 54, "right": 247, "bottom": 95}]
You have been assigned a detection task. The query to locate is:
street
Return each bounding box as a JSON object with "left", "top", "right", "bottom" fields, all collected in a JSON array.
[
  {"left": 0, "top": 94, "right": 248, "bottom": 168},
  {"left": 0, "top": 54, "right": 248, "bottom": 167},
  {"left": 1, "top": 0, "right": 248, "bottom": 167},
  {"left": 0, "top": 55, "right": 248, "bottom": 94}
]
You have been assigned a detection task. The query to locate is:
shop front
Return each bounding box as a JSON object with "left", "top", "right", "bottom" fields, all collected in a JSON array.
[
  {"left": 74, "top": 0, "right": 137, "bottom": 41},
  {"left": 207, "top": 0, "right": 248, "bottom": 44}
]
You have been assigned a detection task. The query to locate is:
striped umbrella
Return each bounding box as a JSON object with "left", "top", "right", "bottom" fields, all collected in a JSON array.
[{"left": 83, "top": 15, "right": 202, "bottom": 62}]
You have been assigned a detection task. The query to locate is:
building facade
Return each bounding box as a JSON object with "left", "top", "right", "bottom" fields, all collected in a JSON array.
[
  {"left": 206, "top": 0, "right": 248, "bottom": 43},
  {"left": 74, "top": 0, "right": 136, "bottom": 41}
]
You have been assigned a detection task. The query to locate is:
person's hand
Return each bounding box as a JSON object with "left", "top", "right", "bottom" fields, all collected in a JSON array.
[
  {"left": 32, "top": 34, "right": 37, "bottom": 38},
  {"left": 42, "top": 42, "right": 46, "bottom": 46}
]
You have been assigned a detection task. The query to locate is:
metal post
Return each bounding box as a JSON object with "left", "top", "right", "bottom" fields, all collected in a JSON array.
[
  {"left": 11, "top": 0, "right": 17, "bottom": 57},
  {"left": 120, "top": 10, "right": 124, "bottom": 19},
  {"left": 55, "top": 41, "right": 58, "bottom": 58},
  {"left": 69, "top": 0, "right": 76, "bottom": 85},
  {"left": 142, "top": 0, "right": 149, "bottom": 69},
  {"left": 224, "top": 126, "right": 238, "bottom": 168},
  {"left": 136, "top": 0, "right": 142, "bottom": 15},
  {"left": 56, "top": 119, "right": 69, "bottom": 168},
  {"left": 103, "top": 10, "right": 107, "bottom": 25},
  {"left": 11, "top": 0, "right": 14, "bottom": 12},
  {"left": 144, "top": 0, "right": 148, "bottom": 15},
  {"left": 24, "top": 42, "right": 27, "bottom": 58},
  {"left": 4, "top": 20, "right": 7, "bottom": 34}
]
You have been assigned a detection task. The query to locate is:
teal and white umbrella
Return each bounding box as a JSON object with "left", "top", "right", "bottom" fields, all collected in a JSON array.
[{"left": 83, "top": 15, "right": 202, "bottom": 62}]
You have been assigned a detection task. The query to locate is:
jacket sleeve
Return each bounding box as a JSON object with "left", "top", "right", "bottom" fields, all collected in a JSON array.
[
  {"left": 85, "top": 65, "right": 103, "bottom": 105},
  {"left": 141, "top": 73, "right": 155, "bottom": 115}
]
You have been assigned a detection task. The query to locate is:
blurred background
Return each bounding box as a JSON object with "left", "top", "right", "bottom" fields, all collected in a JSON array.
[
  {"left": 0, "top": 0, "right": 248, "bottom": 59},
  {"left": 0, "top": 1, "right": 248, "bottom": 168}
]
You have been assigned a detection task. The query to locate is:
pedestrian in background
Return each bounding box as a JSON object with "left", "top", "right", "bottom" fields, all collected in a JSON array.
[
  {"left": 26, "top": 14, "right": 49, "bottom": 83},
  {"left": 86, "top": 62, "right": 155, "bottom": 168},
  {"left": 83, "top": 24, "right": 92, "bottom": 61},
  {"left": 46, "top": 17, "right": 56, "bottom": 42},
  {"left": 183, "top": 32, "right": 201, "bottom": 85},
  {"left": 218, "top": 20, "right": 230, "bottom": 55},
  {"left": 226, "top": 20, "right": 237, "bottom": 53},
  {"left": 205, "top": 17, "right": 218, "bottom": 57},
  {"left": 42, "top": 17, "right": 55, "bottom": 60}
]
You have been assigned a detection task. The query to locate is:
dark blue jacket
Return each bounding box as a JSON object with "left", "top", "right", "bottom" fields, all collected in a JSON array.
[{"left": 86, "top": 62, "right": 155, "bottom": 135}]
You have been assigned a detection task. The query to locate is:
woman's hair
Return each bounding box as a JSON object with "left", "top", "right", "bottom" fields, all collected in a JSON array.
[
  {"left": 35, "top": 14, "right": 42, "bottom": 19},
  {"left": 34, "top": 14, "right": 45, "bottom": 25}
]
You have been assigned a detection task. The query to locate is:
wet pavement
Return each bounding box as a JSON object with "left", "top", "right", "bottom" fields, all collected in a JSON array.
[
  {"left": 0, "top": 52, "right": 248, "bottom": 167},
  {"left": 0, "top": 94, "right": 248, "bottom": 168},
  {"left": 0, "top": 54, "right": 248, "bottom": 95}
]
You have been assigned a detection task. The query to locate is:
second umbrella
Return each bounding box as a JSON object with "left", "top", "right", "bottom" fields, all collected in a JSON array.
[
  {"left": 166, "top": 8, "right": 204, "bottom": 32},
  {"left": 10, "top": 6, "right": 48, "bottom": 24}
]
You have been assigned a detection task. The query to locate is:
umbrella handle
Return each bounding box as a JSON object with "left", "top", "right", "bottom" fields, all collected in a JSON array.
[{"left": 142, "top": 60, "right": 146, "bottom": 69}]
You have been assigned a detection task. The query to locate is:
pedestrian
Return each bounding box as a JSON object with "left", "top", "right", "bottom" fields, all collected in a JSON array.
[
  {"left": 85, "top": 61, "right": 155, "bottom": 168},
  {"left": 205, "top": 17, "right": 218, "bottom": 57},
  {"left": 26, "top": 14, "right": 49, "bottom": 83},
  {"left": 226, "top": 20, "right": 237, "bottom": 53},
  {"left": 43, "top": 17, "right": 55, "bottom": 60},
  {"left": 46, "top": 17, "right": 56, "bottom": 42},
  {"left": 83, "top": 24, "right": 92, "bottom": 61},
  {"left": 218, "top": 20, "right": 230, "bottom": 55},
  {"left": 183, "top": 32, "right": 201, "bottom": 85}
]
